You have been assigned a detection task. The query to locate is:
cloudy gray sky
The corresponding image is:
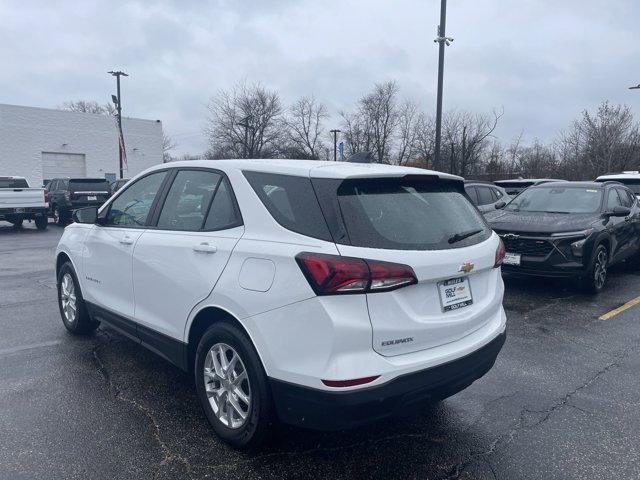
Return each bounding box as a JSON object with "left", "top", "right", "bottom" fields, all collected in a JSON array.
[{"left": 1, "top": 0, "right": 639, "bottom": 156}]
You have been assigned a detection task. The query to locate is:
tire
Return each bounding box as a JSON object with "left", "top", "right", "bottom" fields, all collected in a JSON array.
[
  {"left": 35, "top": 216, "right": 48, "bottom": 230},
  {"left": 583, "top": 244, "right": 609, "bottom": 294},
  {"left": 54, "top": 207, "right": 67, "bottom": 226},
  {"left": 57, "top": 262, "right": 100, "bottom": 334},
  {"left": 194, "top": 322, "right": 274, "bottom": 449}
]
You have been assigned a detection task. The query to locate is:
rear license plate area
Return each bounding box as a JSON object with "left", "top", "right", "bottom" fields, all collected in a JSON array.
[{"left": 438, "top": 277, "right": 473, "bottom": 312}]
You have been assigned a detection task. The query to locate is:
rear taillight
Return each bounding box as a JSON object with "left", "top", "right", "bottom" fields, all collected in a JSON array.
[
  {"left": 295, "top": 252, "right": 417, "bottom": 295},
  {"left": 64, "top": 191, "right": 70, "bottom": 201},
  {"left": 44, "top": 189, "right": 49, "bottom": 202},
  {"left": 494, "top": 238, "right": 506, "bottom": 267}
]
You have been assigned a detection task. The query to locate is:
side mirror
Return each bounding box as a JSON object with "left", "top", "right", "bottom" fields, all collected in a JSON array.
[
  {"left": 73, "top": 206, "right": 99, "bottom": 224},
  {"left": 495, "top": 201, "right": 506, "bottom": 210},
  {"left": 611, "top": 206, "right": 631, "bottom": 217}
]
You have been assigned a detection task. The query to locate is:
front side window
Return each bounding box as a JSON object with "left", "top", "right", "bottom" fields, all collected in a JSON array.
[
  {"left": 506, "top": 187, "right": 603, "bottom": 214},
  {"left": 616, "top": 188, "right": 633, "bottom": 208},
  {"left": 157, "top": 170, "right": 222, "bottom": 231},
  {"left": 336, "top": 178, "right": 490, "bottom": 250},
  {"left": 104, "top": 171, "right": 167, "bottom": 227},
  {"left": 606, "top": 189, "right": 623, "bottom": 210}
]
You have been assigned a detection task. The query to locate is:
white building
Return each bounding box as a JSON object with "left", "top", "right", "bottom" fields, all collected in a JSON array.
[{"left": 0, "top": 103, "right": 163, "bottom": 187}]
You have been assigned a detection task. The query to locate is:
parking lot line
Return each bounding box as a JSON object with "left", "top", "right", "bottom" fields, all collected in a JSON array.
[{"left": 598, "top": 295, "right": 640, "bottom": 321}]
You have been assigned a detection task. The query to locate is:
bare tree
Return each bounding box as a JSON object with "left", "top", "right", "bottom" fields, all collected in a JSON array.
[
  {"left": 441, "top": 109, "right": 503, "bottom": 176},
  {"left": 204, "top": 83, "right": 284, "bottom": 159},
  {"left": 360, "top": 81, "right": 400, "bottom": 163},
  {"left": 412, "top": 112, "right": 436, "bottom": 168},
  {"left": 162, "top": 133, "right": 177, "bottom": 163},
  {"left": 60, "top": 100, "right": 116, "bottom": 116},
  {"left": 284, "top": 96, "right": 328, "bottom": 159},
  {"left": 555, "top": 101, "right": 640, "bottom": 179},
  {"left": 394, "top": 100, "right": 419, "bottom": 165}
]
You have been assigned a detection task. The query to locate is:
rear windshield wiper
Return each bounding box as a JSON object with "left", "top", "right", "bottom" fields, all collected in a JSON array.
[{"left": 448, "top": 229, "right": 483, "bottom": 244}]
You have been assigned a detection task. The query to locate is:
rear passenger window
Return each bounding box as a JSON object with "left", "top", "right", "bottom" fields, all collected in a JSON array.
[
  {"left": 243, "top": 171, "right": 332, "bottom": 241},
  {"left": 464, "top": 186, "right": 478, "bottom": 205},
  {"left": 204, "top": 178, "right": 242, "bottom": 230},
  {"left": 477, "top": 186, "right": 494, "bottom": 205},
  {"left": 157, "top": 170, "right": 221, "bottom": 231}
]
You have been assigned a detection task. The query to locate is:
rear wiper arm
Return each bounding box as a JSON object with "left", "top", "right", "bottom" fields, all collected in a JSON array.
[{"left": 448, "top": 229, "right": 483, "bottom": 244}]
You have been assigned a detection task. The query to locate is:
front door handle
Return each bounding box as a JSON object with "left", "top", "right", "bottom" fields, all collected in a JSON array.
[
  {"left": 119, "top": 235, "right": 134, "bottom": 245},
  {"left": 193, "top": 242, "right": 217, "bottom": 254}
]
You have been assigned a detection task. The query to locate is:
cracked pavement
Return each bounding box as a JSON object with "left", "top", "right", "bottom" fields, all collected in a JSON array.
[{"left": 2, "top": 223, "right": 640, "bottom": 479}]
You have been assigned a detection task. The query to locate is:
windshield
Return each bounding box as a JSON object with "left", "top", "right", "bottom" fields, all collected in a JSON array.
[
  {"left": 505, "top": 186, "right": 603, "bottom": 213},
  {"left": 336, "top": 178, "right": 491, "bottom": 250},
  {"left": 0, "top": 178, "right": 29, "bottom": 188}
]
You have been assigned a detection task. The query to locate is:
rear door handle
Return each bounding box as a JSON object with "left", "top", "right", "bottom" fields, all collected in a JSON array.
[
  {"left": 193, "top": 242, "right": 217, "bottom": 254},
  {"left": 119, "top": 235, "right": 134, "bottom": 245}
]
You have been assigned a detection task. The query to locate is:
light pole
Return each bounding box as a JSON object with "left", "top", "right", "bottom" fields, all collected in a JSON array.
[
  {"left": 330, "top": 129, "right": 341, "bottom": 161},
  {"left": 108, "top": 70, "right": 129, "bottom": 179},
  {"left": 433, "top": 0, "right": 453, "bottom": 170},
  {"left": 237, "top": 116, "right": 253, "bottom": 159},
  {"left": 630, "top": 84, "right": 640, "bottom": 90}
]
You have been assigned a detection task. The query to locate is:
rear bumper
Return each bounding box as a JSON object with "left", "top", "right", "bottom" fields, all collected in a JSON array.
[
  {"left": 269, "top": 331, "right": 506, "bottom": 431},
  {"left": 0, "top": 207, "right": 48, "bottom": 218}
]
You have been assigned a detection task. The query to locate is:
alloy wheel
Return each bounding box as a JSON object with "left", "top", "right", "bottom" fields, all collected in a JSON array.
[
  {"left": 60, "top": 273, "right": 77, "bottom": 323},
  {"left": 594, "top": 249, "right": 607, "bottom": 290},
  {"left": 203, "top": 343, "right": 251, "bottom": 429}
]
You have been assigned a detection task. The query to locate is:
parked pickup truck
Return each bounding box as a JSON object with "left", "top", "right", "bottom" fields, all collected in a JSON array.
[{"left": 0, "top": 176, "right": 49, "bottom": 230}]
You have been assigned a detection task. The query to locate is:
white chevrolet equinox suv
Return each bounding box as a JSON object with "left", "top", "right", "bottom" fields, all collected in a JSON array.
[{"left": 55, "top": 160, "right": 507, "bottom": 447}]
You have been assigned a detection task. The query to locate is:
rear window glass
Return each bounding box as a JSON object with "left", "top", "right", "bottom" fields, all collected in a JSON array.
[
  {"left": 0, "top": 178, "right": 29, "bottom": 188},
  {"left": 243, "top": 171, "right": 332, "bottom": 242},
  {"left": 336, "top": 178, "right": 490, "bottom": 250},
  {"left": 69, "top": 179, "right": 110, "bottom": 191}
]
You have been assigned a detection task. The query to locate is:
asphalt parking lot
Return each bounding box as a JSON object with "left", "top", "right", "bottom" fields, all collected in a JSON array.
[{"left": 1, "top": 222, "right": 640, "bottom": 480}]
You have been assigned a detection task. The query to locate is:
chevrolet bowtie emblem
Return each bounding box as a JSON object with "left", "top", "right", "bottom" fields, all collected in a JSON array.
[{"left": 459, "top": 262, "right": 474, "bottom": 273}]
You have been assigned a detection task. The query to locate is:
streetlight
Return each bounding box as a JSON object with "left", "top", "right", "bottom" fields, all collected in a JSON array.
[
  {"left": 237, "top": 116, "right": 254, "bottom": 159},
  {"left": 330, "top": 129, "right": 341, "bottom": 161},
  {"left": 629, "top": 84, "right": 640, "bottom": 90},
  {"left": 433, "top": 0, "right": 453, "bottom": 169},
  {"left": 108, "top": 70, "right": 129, "bottom": 179}
]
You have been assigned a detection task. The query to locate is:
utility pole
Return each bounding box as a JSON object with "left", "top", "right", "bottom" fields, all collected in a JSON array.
[
  {"left": 433, "top": 0, "right": 453, "bottom": 170},
  {"left": 237, "top": 116, "right": 253, "bottom": 158},
  {"left": 108, "top": 70, "right": 129, "bottom": 179},
  {"left": 330, "top": 129, "right": 341, "bottom": 161}
]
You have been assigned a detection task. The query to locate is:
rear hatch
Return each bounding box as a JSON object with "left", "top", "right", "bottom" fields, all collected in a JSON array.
[
  {"left": 0, "top": 178, "right": 46, "bottom": 208},
  {"left": 313, "top": 175, "right": 501, "bottom": 357},
  {"left": 69, "top": 179, "right": 111, "bottom": 203}
]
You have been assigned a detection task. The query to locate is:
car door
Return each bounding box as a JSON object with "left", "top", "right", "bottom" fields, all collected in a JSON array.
[
  {"left": 81, "top": 170, "right": 169, "bottom": 329},
  {"left": 132, "top": 168, "right": 244, "bottom": 343},
  {"left": 614, "top": 187, "right": 636, "bottom": 258},
  {"left": 604, "top": 188, "right": 628, "bottom": 261}
]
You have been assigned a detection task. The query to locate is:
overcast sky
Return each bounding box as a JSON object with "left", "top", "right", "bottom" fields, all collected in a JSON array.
[{"left": 1, "top": 0, "right": 639, "bottom": 156}]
